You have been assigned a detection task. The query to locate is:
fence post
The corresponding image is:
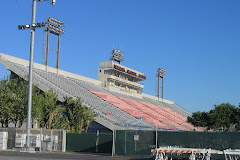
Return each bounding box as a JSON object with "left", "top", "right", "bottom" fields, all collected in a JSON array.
[
  {"left": 135, "top": 130, "right": 138, "bottom": 154},
  {"left": 61, "top": 130, "right": 66, "bottom": 152},
  {"left": 112, "top": 129, "right": 115, "bottom": 156},
  {"left": 96, "top": 130, "right": 99, "bottom": 153},
  {"left": 40, "top": 128, "right": 42, "bottom": 152},
  {"left": 125, "top": 130, "right": 127, "bottom": 155},
  {"left": 50, "top": 129, "right": 53, "bottom": 151},
  {"left": 156, "top": 125, "right": 158, "bottom": 149},
  {"left": 22, "top": 128, "right": 24, "bottom": 151}
]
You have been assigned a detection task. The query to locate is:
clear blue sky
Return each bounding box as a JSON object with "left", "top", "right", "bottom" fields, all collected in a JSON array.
[{"left": 0, "top": 0, "right": 240, "bottom": 113}]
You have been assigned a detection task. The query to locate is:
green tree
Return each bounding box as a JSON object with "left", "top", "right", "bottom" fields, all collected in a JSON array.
[
  {"left": 187, "top": 111, "right": 210, "bottom": 127},
  {"left": 32, "top": 86, "right": 45, "bottom": 128},
  {"left": 0, "top": 74, "right": 96, "bottom": 132},
  {"left": 234, "top": 104, "right": 240, "bottom": 131},
  {"left": 188, "top": 103, "right": 238, "bottom": 131},
  {"left": 0, "top": 76, "right": 28, "bottom": 127},
  {"left": 51, "top": 105, "right": 69, "bottom": 130},
  {"left": 209, "top": 103, "right": 236, "bottom": 131},
  {"left": 0, "top": 77, "right": 12, "bottom": 127},
  {"left": 73, "top": 97, "right": 85, "bottom": 133},
  {"left": 55, "top": 97, "right": 96, "bottom": 133},
  {"left": 41, "top": 89, "right": 58, "bottom": 129},
  {"left": 8, "top": 77, "right": 28, "bottom": 128},
  {"left": 84, "top": 107, "right": 96, "bottom": 133},
  {"left": 56, "top": 97, "right": 84, "bottom": 132},
  {"left": 62, "top": 97, "right": 76, "bottom": 132},
  {"left": 79, "top": 106, "right": 87, "bottom": 132}
]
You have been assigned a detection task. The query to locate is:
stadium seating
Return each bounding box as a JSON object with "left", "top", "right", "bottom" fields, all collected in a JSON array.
[
  {"left": 143, "top": 97, "right": 191, "bottom": 117},
  {"left": 91, "top": 90, "right": 196, "bottom": 131},
  {"left": 6, "top": 61, "right": 153, "bottom": 130},
  {"left": 90, "top": 90, "right": 177, "bottom": 130},
  {"left": 120, "top": 97, "right": 192, "bottom": 130},
  {"left": 104, "top": 90, "right": 198, "bottom": 130},
  {"left": 1, "top": 56, "right": 199, "bottom": 131}
]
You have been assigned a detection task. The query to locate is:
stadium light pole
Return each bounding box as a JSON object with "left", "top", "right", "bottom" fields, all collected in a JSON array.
[
  {"left": 26, "top": 0, "right": 56, "bottom": 149},
  {"left": 161, "top": 75, "right": 164, "bottom": 100},
  {"left": 110, "top": 49, "right": 124, "bottom": 64},
  {"left": 44, "top": 17, "right": 65, "bottom": 70},
  {"left": 157, "top": 68, "right": 166, "bottom": 101}
]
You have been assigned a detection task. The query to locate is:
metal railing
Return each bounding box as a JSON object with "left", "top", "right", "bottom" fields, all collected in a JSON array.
[{"left": 0, "top": 128, "right": 66, "bottom": 152}]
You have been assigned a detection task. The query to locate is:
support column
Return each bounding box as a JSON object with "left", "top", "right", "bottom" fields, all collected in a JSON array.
[
  {"left": 44, "top": 29, "right": 49, "bottom": 68},
  {"left": 56, "top": 34, "right": 60, "bottom": 70},
  {"left": 161, "top": 77, "right": 164, "bottom": 101}
]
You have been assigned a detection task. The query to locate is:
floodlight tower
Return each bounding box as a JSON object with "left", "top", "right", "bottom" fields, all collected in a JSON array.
[
  {"left": 44, "top": 17, "right": 65, "bottom": 70},
  {"left": 110, "top": 49, "right": 124, "bottom": 64},
  {"left": 157, "top": 68, "right": 166, "bottom": 101},
  {"left": 24, "top": 0, "right": 56, "bottom": 149}
]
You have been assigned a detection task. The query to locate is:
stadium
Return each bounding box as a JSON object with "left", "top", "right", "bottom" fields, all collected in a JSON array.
[
  {"left": 0, "top": 51, "right": 196, "bottom": 132},
  {"left": 1, "top": 1, "right": 240, "bottom": 159},
  {"left": 1, "top": 51, "right": 239, "bottom": 160}
]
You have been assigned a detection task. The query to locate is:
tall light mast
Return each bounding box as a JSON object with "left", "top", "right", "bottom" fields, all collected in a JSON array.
[
  {"left": 18, "top": 0, "right": 56, "bottom": 149},
  {"left": 156, "top": 68, "right": 166, "bottom": 101}
]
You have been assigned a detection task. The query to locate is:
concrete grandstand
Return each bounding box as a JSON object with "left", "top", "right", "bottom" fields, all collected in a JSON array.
[{"left": 0, "top": 52, "right": 200, "bottom": 132}]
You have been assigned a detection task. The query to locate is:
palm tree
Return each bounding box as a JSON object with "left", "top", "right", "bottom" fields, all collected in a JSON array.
[
  {"left": 84, "top": 107, "right": 96, "bottom": 133},
  {"left": 43, "top": 89, "right": 58, "bottom": 129},
  {"left": 73, "top": 97, "right": 84, "bottom": 133},
  {"left": 62, "top": 97, "right": 75, "bottom": 132},
  {"left": 79, "top": 106, "right": 87, "bottom": 132}
]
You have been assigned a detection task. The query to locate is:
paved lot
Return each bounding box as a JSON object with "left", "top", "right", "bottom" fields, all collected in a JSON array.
[{"left": 0, "top": 151, "right": 154, "bottom": 160}]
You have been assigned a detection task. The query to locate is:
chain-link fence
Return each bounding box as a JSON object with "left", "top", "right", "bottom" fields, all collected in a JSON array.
[
  {"left": 66, "top": 132, "right": 113, "bottom": 153},
  {"left": 0, "top": 128, "right": 66, "bottom": 152},
  {"left": 114, "top": 130, "right": 240, "bottom": 156}
]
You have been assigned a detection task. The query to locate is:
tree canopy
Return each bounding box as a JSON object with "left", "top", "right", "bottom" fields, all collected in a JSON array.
[
  {"left": 0, "top": 74, "right": 96, "bottom": 133},
  {"left": 0, "top": 76, "right": 28, "bottom": 127},
  {"left": 187, "top": 103, "right": 240, "bottom": 131},
  {"left": 52, "top": 97, "right": 96, "bottom": 133}
]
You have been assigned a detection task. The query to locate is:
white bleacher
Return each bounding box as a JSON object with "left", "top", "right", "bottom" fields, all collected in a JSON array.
[
  {"left": 8, "top": 62, "right": 151, "bottom": 130},
  {"left": 6, "top": 62, "right": 124, "bottom": 128},
  {"left": 8, "top": 61, "right": 69, "bottom": 98},
  {"left": 70, "top": 78, "right": 108, "bottom": 93},
  {"left": 0, "top": 53, "right": 196, "bottom": 131}
]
